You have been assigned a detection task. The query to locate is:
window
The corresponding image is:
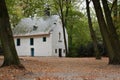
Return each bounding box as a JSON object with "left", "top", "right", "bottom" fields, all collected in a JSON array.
[
  {"left": 55, "top": 49, "right": 57, "bottom": 53},
  {"left": 33, "top": 25, "right": 38, "bottom": 31},
  {"left": 58, "top": 32, "right": 62, "bottom": 42},
  {"left": 30, "top": 38, "right": 34, "bottom": 45},
  {"left": 54, "top": 22, "right": 56, "bottom": 25},
  {"left": 17, "top": 38, "right": 20, "bottom": 46},
  {"left": 59, "top": 32, "right": 61, "bottom": 40},
  {"left": 43, "top": 37, "right": 46, "bottom": 42},
  {"left": 63, "top": 49, "right": 66, "bottom": 53}
]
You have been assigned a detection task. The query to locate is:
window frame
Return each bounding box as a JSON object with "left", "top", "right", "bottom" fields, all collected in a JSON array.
[
  {"left": 43, "top": 37, "right": 46, "bottom": 42},
  {"left": 30, "top": 38, "right": 34, "bottom": 45},
  {"left": 16, "top": 38, "right": 20, "bottom": 46}
]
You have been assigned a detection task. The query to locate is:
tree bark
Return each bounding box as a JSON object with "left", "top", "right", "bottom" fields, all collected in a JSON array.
[
  {"left": 58, "top": 0, "right": 68, "bottom": 56},
  {"left": 0, "top": 0, "right": 21, "bottom": 67},
  {"left": 86, "top": 0, "right": 101, "bottom": 59},
  {"left": 101, "top": 0, "right": 120, "bottom": 64},
  {"left": 92, "top": 0, "right": 115, "bottom": 64}
]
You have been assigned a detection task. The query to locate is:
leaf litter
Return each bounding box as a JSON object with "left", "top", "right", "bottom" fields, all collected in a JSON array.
[{"left": 0, "top": 56, "right": 120, "bottom": 80}]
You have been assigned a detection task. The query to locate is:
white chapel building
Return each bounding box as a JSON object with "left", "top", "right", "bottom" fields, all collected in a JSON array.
[{"left": 13, "top": 15, "right": 68, "bottom": 57}]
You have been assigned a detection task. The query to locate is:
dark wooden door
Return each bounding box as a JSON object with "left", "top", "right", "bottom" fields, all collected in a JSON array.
[{"left": 59, "top": 49, "right": 62, "bottom": 57}]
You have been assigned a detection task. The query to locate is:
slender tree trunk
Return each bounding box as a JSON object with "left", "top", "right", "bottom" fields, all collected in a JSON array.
[
  {"left": 92, "top": 0, "right": 115, "bottom": 64},
  {"left": 65, "top": 0, "right": 71, "bottom": 55},
  {"left": 101, "top": 0, "right": 120, "bottom": 64},
  {"left": 86, "top": 0, "right": 101, "bottom": 59},
  {"left": 0, "top": 0, "right": 21, "bottom": 67},
  {"left": 58, "top": 0, "right": 68, "bottom": 55}
]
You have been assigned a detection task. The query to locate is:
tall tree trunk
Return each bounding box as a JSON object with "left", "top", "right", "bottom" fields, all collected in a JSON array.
[
  {"left": 65, "top": 0, "right": 72, "bottom": 55},
  {"left": 86, "top": 0, "right": 101, "bottom": 59},
  {"left": 0, "top": 0, "right": 21, "bottom": 67},
  {"left": 58, "top": 0, "right": 68, "bottom": 55},
  {"left": 101, "top": 0, "right": 120, "bottom": 64},
  {"left": 92, "top": 0, "right": 115, "bottom": 64}
]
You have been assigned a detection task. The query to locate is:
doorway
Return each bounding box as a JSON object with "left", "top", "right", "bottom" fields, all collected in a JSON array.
[
  {"left": 31, "top": 48, "right": 34, "bottom": 56},
  {"left": 59, "top": 48, "right": 62, "bottom": 57}
]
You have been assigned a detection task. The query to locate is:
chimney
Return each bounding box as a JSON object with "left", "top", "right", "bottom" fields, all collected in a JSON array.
[{"left": 44, "top": 4, "right": 50, "bottom": 16}]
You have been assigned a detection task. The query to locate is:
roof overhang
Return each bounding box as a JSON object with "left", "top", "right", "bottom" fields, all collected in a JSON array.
[{"left": 13, "top": 33, "right": 50, "bottom": 38}]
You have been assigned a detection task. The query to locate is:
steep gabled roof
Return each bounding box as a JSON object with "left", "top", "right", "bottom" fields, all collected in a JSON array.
[{"left": 13, "top": 15, "right": 60, "bottom": 37}]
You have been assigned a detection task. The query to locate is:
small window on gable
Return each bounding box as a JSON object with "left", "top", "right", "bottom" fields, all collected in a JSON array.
[
  {"left": 54, "top": 22, "right": 56, "bottom": 25},
  {"left": 30, "top": 38, "right": 34, "bottom": 45},
  {"left": 33, "top": 25, "right": 38, "bottom": 31},
  {"left": 17, "top": 38, "right": 20, "bottom": 46},
  {"left": 43, "top": 37, "right": 46, "bottom": 42}
]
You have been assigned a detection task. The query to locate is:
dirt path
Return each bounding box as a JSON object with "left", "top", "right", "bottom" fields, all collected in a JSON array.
[{"left": 0, "top": 57, "right": 120, "bottom": 80}]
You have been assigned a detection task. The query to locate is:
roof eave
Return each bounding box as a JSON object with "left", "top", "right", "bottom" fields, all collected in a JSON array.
[{"left": 13, "top": 33, "right": 50, "bottom": 38}]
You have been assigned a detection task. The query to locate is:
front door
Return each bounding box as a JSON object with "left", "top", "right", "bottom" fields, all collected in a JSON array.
[
  {"left": 31, "top": 48, "right": 34, "bottom": 56},
  {"left": 59, "top": 48, "right": 62, "bottom": 57}
]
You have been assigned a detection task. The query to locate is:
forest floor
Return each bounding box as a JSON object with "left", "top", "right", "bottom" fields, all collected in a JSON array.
[{"left": 0, "top": 56, "right": 120, "bottom": 80}]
